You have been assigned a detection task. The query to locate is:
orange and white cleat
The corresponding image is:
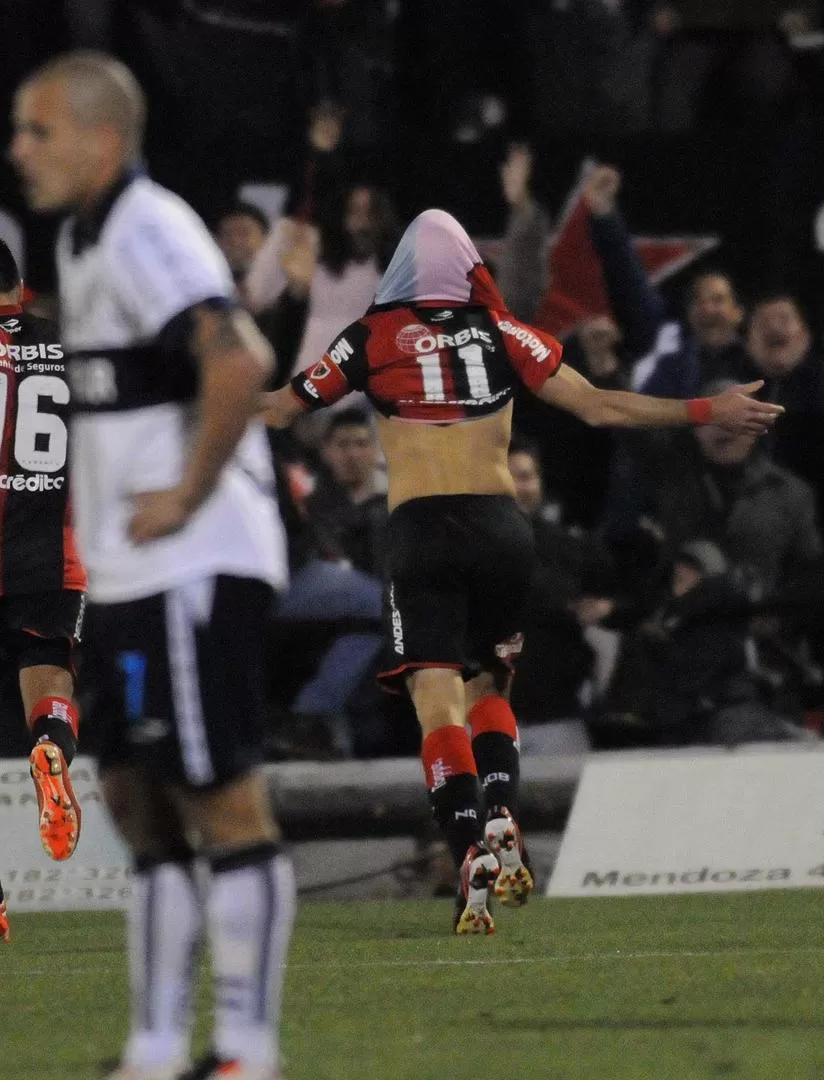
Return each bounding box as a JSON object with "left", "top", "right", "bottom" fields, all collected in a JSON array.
[
  {"left": 29, "top": 741, "right": 81, "bottom": 861},
  {"left": 454, "top": 844, "right": 500, "bottom": 935},
  {"left": 0, "top": 900, "right": 10, "bottom": 943},
  {"left": 486, "top": 807, "right": 534, "bottom": 909}
]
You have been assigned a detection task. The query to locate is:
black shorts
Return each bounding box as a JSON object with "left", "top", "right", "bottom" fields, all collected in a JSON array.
[
  {"left": 378, "top": 494, "right": 536, "bottom": 692},
  {"left": 0, "top": 589, "right": 85, "bottom": 672},
  {"left": 82, "top": 575, "right": 273, "bottom": 790}
]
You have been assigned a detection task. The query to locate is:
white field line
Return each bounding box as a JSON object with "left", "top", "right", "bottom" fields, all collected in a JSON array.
[{"left": 4, "top": 945, "right": 824, "bottom": 977}]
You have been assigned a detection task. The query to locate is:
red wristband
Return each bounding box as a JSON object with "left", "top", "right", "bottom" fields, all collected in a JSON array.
[{"left": 686, "top": 397, "right": 713, "bottom": 425}]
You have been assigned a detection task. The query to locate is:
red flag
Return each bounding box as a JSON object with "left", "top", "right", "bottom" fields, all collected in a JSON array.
[{"left": 535, "top": 162, "right": 718, "bottom": 338}]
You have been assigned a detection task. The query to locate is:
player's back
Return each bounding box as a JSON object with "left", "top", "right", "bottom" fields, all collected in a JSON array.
[
  {"left": 0, "top": 308, "right": 85, "bottom": 595},
  {"left": 362, "top": 302, "right": 521, "bottom": 509},
  {"left": 293, "top": 299, "right": 562, "bottom": 511}
]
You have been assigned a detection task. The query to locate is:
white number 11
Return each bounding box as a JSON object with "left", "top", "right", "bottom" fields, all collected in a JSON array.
[{"left": 416, "top": 343, "right": 491, "bottom": 402}]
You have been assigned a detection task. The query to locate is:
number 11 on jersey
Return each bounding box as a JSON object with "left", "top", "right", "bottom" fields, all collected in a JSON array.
[{"left": 416, "top": 343, "right": 491, "bottom": 402}]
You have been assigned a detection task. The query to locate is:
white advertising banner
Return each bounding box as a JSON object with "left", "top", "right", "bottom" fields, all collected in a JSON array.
[
  {"left": 0, "top": 756, "right": 131, "bottom": 911},
  {"left": 547, "top": 745, "right": 824, "bottom": 897}
]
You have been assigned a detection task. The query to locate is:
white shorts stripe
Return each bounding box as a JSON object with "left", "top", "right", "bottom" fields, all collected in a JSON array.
[{"left": 165, "top": 586, "right": 215, "bottom": 784}]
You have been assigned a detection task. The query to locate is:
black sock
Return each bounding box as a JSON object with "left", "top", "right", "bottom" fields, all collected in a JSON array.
[
  {"left": 471, "top": 731, "right": 521, "bottom": 819},
  {"left": 31, "top": 715, "right": 77, "bottom": 766},
  {"left": 428, "top": 773, "right": 484, "bottom": 871}
]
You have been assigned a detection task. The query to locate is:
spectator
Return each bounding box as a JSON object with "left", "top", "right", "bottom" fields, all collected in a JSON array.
[
  {"left": 273, "top": 409, "right": 387, "bottom": 757},
  {"left": 515, "top": 312, "right": 631, "bottom": 528},
  {"left": 255, "top": 185, "right": 399, "bottom": 408},
  {"left": 215, "top": 200, "right": 269, "bottom": 298},
  {"left": 583, "top": 165, "right": 749, "bottom": 395},
  {"left": 507, "top": 437, "right": 617, "bottom": 755},
  {"left": 282, "top": 99, "right": 349, "bottom": 223},
  {"left": 496, "top": 142, "right": 550, "bottom": 324},
  {"left": 741, "top": 294, "right": 824, "bottom": 523},
  {"left": 307, "top": 408, "right": 387, "bottom": 564},
  {"left": 600, "top": 539, "right": 801, "bottom": 746},
  {"left": 608, "top": 383, "right": 823, "bottom": 599},
  {"left": 244, "top": 99, "right": 348, "bottom": 315},
  {"left": 640, "top": 271, "right": 749, "bottom": 395}
]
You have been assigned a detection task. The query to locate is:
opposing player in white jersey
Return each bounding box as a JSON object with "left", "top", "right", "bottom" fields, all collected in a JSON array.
[{"left": 12, "top": 52, "right": 295, "bottom": 1080}]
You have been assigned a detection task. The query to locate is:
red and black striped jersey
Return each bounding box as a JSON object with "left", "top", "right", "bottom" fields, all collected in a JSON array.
[
  {"left": 289, "top": 301, "right": 563, "bottom": 422},
  {"left": 0, "top": 307, "right": 86, "bottom": 596}
]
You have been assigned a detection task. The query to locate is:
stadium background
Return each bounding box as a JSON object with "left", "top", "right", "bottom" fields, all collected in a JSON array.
[
  {"left": 3, "top": 7, "right": 824, "bottom": 1078},
  {"left": 2, "top": 0, "right": 824, "bottom": 315}
]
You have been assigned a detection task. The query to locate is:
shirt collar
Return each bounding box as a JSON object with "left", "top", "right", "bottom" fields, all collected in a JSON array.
[{"left": 70, "top": 166, "right": 144, "bottom": 256}]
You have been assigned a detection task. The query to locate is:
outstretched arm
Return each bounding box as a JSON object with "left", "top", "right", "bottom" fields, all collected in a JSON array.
[{"left": 536, "top": 364, "right": 784, "bottom": 435}]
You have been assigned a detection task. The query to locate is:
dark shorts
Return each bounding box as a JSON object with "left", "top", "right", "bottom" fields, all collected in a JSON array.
[
  {"left": 82, "top": 575, "right": 273, "bottom": 790},
  {"left": 378, "top": 494, "right": 536, "bottom": 693},
  {"left": 0, "top": 589, "right": 85, "bottom": 672}
]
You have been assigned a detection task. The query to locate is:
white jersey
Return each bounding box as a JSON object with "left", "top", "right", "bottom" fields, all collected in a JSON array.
[{"left": 56, "top": 174, "right": 288, "bottom": 603}]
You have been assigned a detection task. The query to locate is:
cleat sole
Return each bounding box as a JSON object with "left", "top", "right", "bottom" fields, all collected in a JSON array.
[
  {"left": 494, "top": 865, "right": 534, "bottom": 908},
  {"left": 29, "top": 743, "right": 81, "bottom": 861},
  {"left": 486, "top": 810, "right": 533, "bottom": 909}
]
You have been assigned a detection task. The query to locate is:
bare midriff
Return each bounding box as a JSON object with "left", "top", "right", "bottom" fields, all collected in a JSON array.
[{"left": 377, "top": 401, "right": 516, "bottom": 513}]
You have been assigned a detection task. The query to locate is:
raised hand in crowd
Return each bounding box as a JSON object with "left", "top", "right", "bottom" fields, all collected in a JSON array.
[
  {"left": 576, "top": 315, "right": 623, "bottom": 380},
  {"left": 500, "top": 143, "right": 534, "bottom": 209},
  {"left": 280, "top": 222, "right": 319, "bottom": 300},
  {"left": 582, "top": 165, "right": 622, "bottom": 219}
]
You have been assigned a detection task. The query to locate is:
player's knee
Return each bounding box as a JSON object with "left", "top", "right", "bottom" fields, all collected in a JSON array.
[
  {"left": 408, "top": 667, "right": 466, "bottom": 736},
  {"left": 100, "top": 765, "right": 185, "bottom": 856},
  {"left": 182, "top": 769, "right": 278, "bottom": 849},
  {"left": 417, "top": 709, "right": 466, "bottom": 738},
  {"left": 465, "top": 671, "right": 500, "bottom": 711}
]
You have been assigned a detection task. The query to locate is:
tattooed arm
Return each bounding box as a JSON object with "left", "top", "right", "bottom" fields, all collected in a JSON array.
[{"left": 129, "top": 304, "right": 275, "bottom": 544}]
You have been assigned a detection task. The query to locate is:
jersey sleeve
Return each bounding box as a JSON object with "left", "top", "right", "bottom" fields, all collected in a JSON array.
[
  {"left": 493, "top": 313, "right": 563, "bottom": 392},
  {"left": 107, "top": 196, "right": 235, "bottom": 340},
  {"left": 289, "top": 322, "right": 369, "bottom": 411}
]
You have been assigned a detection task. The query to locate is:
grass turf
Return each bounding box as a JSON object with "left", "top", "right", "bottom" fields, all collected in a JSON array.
[{"left": 2, "top": 890, "right": 824, "bottom": 1079}]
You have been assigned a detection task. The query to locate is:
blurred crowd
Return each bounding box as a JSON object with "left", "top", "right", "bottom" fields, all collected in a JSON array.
[
  {"left": 3, "top": 0, "right": 824, "bottom": 759},
  {"left": 208, "top": 150, "right": 824, "bottom": 761}
]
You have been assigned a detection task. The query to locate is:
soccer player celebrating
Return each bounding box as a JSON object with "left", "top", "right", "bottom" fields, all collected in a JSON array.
[
  {"left": 12, "top": 53, "right": 294, "bottom": 1079},
  {"left": 0, "top": 240, "right": 87, "bottom": 944},
  {"left": 260, "top": 208, "right": 783, "bottom": 935}
]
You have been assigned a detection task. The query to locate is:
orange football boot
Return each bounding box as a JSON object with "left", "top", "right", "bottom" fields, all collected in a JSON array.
[{"left": 29, "top": 741, "right": 81, "bottom": 861}]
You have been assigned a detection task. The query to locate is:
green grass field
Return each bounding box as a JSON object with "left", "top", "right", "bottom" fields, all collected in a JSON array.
[{"left": 3, "top": 890, "right": 824, "bottom": 1080}]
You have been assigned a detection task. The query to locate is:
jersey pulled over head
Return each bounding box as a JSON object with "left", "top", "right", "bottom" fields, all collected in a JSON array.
[
  {"left": 289, "top": 208, "right": 562, "bottom": 423},
  {"left": 374, "top": 209, "right": 506, "bottom": 311}
]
